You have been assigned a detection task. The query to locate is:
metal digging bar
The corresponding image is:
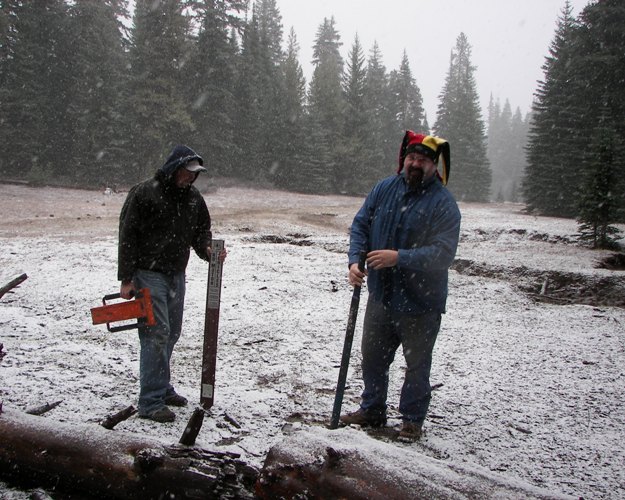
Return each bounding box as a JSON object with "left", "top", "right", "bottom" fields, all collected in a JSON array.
[{"left": 329, "top": 250, "right": 367, "bottom": 429}]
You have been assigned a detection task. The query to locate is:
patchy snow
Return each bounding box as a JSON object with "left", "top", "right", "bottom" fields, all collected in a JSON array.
[{"left": 0, "top": 183, "right": 624, "bottom": 499}]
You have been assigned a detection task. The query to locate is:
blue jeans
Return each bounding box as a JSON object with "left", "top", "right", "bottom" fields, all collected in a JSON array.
[
  {"left": 134, "top": 270, "right": 186, "bottom": 415},
  {"left": 360, "top": 297, "right": 441, "bottom": 423}
]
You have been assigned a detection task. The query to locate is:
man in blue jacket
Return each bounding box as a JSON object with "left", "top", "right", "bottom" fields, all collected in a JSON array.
[
  {"left": 341, "top": 131, "right": 461, "bottom": 441},
  {"left": 118, "top": 145, "right": 226, "bottom": 423}
]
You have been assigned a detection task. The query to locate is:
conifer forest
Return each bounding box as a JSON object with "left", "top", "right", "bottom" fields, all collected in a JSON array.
[{"left": 0, "top": 0, "right": 623, "bottom": 247}]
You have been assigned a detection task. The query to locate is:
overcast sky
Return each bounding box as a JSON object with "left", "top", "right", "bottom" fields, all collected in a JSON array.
[{"left": 277, "top": 0, "right": 590, "bottom": 124}]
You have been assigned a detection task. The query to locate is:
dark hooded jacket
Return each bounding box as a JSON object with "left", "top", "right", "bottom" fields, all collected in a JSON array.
[{"left": 118, "top": 146, "right": 212, "bottom": 282}]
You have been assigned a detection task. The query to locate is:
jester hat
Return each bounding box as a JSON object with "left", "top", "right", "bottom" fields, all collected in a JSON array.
[{"left": 398, "top": 131, "right": 450, "bottom": 185}]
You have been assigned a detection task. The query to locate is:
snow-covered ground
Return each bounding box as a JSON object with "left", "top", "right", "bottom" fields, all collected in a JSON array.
[{"left": 1, "top": 183, "right": 624, "bottom": 498}]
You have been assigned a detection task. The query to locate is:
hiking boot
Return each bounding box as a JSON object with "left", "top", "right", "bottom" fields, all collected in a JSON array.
[
  {"left": 398, "top": 420, "right": 422, "bottom": 442},
  {"left": 164, "top": 392, "right": 188, "bottom": 407},
  {"left": 340, "top": 408, "right": 387, "bottom": 428},
  {"left": 139, "top": 406, "right": 176, "bottom": 423}
]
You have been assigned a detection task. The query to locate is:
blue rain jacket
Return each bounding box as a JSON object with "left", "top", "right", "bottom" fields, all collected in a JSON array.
[{"left": 349, "top": 174, "right": 461, "bottom": 314}]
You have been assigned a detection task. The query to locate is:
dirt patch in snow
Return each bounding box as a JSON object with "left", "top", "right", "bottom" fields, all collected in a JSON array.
[{"left": 453, "top": 259, "right": 625, "bottom": 308}]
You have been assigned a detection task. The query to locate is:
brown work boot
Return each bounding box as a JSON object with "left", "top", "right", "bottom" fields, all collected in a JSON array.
[
  {"left": 340, "top": 408, "right": 387, "bottom": 428},
  {"left": 139, "top": 406, "right": 176, "bottom": 423},
  {"left": 164, "top": 391, "right": 188, "bottom": 407},
  {"left": 398, "top": 420, "right": 422, "bottom": 442}
]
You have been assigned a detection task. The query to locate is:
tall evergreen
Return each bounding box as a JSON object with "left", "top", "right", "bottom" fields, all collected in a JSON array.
[
  {"left": 187, "top": 0, "right": 243, "bottom": 177},
  {"left": 256, "top": 0, "right": 289, "bottom": 185},
  {"left": 338, "top": 34, "right": 375, "bottom": 194},
  {"left": 523, "top": 2, "right": 580, "bottom": 216},
  {"left": 0, "top": 1, "right": 74, "bottom": 182},
  {"left": 232, "top": 1, "right": 287, "bottom": 183},
  {"left": 575, "top": 0, "right": 625, "bottom": 221},
  {"left": 363, "top": 41, "right": 393, "bottom": 174},
  {"left": 487, "top": 96, "right": 503, "bottom": 199},
  {"left": 525, "top": 0, "right": 625, "bottom": 225},
  {"left": 0, "top": 0, "right": 19, "bottom": 176},
  {"left": 421, "top": 113, "right": 431, "bottom": 135},
  {"left": 435, "top": 32, "right": 490, "bottom": 202},
  {"left": 573, "top": 0, "right": 625, "bottom": 243},
  {"left": 65, "top": 0, "right": 129, "bottom": 188},
  {"left": 388, "top": 50, "right": 425, "bottom": 139},
  {"left": 0, "top": 0, "right": 20, "bottom": 87},
  {"left": 577, "top": 111, "right": 623, "bottom": 248},
  {"left": 276, "top": 28, "right": 308, "bottom": 191},
  {"left": 232, "top": 7, "right": 263, "bottom": 179},
  {"left": 126, "top": 0, "right": 195, "bottom": 182},
  {"left": 508, "top": 107, "right": 529, "bottom": 203},
  {"left": 306, "top": 16, "right": 344, "bottom": 193},
  {"left": 488, "top": 98, "right": 528, "bottom": 202}
]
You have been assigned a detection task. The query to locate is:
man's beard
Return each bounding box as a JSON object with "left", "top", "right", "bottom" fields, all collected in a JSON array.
[{"left": 405, "top": 168, "right": 424, "bottom": 190}]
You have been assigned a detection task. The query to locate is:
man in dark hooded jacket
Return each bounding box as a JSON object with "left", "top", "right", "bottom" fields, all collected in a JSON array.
[
  {"left": 341, "top": 131, "right": 460, "bottom": 441},
  {"left": 118, "top": 145, "right": 226, "bottom": 423}
]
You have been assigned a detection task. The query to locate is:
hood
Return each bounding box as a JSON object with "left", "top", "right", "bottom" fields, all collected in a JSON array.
[{"left": 159, "top": 145, "right": 205, "bottom": 178}]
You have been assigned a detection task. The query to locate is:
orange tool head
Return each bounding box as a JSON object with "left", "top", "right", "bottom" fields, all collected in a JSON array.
[{"left": 90, "top": 288, "right": 156, "bottom": 332}]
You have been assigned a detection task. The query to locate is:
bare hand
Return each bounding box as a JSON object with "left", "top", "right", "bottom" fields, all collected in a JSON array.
[
  {"left": 366, "top": 249, "right": 398, "bottom": 270},
  {"left": 207, "top": 246, "right": 228, "bottom": 263},
  {"left": 348, "top": 263, "right": 367, "bottom": 287},
  {"left": 120, "top": 280, "right": 136, "bottom": 300}
]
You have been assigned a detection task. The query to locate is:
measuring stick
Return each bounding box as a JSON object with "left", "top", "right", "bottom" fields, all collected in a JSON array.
[{"left": 200, "top": 239, "right": 225, "bottom": 410}]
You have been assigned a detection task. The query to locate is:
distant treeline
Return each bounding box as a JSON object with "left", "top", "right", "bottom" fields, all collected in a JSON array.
[{"left": 0, "top": 0, "right": 623, "bottom": 245}]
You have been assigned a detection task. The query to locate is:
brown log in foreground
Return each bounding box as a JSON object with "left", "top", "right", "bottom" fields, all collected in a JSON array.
[
  {"left": 256, "top": 427, "right": 575, "bottom": 500},
  {"left": 0, "top": 408, "right": 257, "bottom": 499}
]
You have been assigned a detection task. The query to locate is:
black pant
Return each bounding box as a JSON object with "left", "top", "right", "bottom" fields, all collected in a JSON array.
[{"left": 360, "top": 297, "right": 441, "bottom": 423}]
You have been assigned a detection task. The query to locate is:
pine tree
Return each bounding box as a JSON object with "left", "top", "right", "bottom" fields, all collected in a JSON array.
[
  {"left": 0, "top": 0, "right": 20, "bottom": 177},
  {"left": 276, "top": 27, "right": 307, "bottom": 191},
  {"left": 577, "top": 112, "right": 623, "bottom": 248},
  {"left": 523, "top": 2, "right": 580, "bottom": 216},
  {"left": 0, "top": 0, "right": 20, "bottom": 87},
  {"left": 65, "top": 0, "right": 129, "bottom": 188},
  {"left": 0, "top": 1, "right": 74, "bottom": 182},
  {"left": 338, "top": 34, "right": 375, "bottom": 194},
  {"left": 421, "top": 113, "right": 431, "bottom": 135},
  {"left": 232, "top": 7, "right": 263, "bottom": 180},
  {"left": 363, "top": 41, "right": 393, "bottom": 175},
  {"left": 486, "top": 95, "right": 502, "bottom": 200},
  {"left": 256, "top": 0, "right": 289, "bottom": 185},
  {"left": 388, "top": 50, "right": 425, "bottom": 139},
  {"left": 508, "top": 107, "right": 529, "bottom": 203},
  {"left": 306, "top": 16, "right": 344, "bottom": 193},
  {"left": 232, "top": 0, "right": 287, "bottom": 184},
  {"left": 435, "top": 32, "right": 490, "bottom": 202},
  {"left": 126, "top": 0, "right": 195, "bottom": 182},
  {"left": 488, "top": 98, "right": 519, "bottom": 202},
  {"left": 187, "top": 0, "right": 244, "bottom": 178},
  {"left": 525, "top": 0, "right": 625, "bottom": 223},
  {"left": 573, "top": 0, "right": 625, "bottom": 242}
]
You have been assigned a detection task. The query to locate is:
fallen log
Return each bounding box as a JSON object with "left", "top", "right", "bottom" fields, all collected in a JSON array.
[
  {"left": 256, "top": 426, "right": 576, "bottom": 500},
  {"left": 100, "top": 405, "right": 137, "bottom": 430},
  {"left": 0, "top": 272, "right": 27, "bottom": 300},
  {"left": 24, "top": 400, "right": 63, "bottom": 416},
  {"left": 0, "top": 408, "right": 258, "bottom": 499}
]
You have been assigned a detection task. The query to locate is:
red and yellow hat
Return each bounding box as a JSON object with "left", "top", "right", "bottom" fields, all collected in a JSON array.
[{"left": 398, "top": 130, "right": 450, "bottom": 185}]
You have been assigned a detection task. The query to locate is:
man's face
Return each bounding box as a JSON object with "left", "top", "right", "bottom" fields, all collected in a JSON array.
[
  {"left": 403, "top": 152, "right": 437, "bottom": 189},
  {"left": 174, "top": 161, "right": 199, "bottom": 188}
]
